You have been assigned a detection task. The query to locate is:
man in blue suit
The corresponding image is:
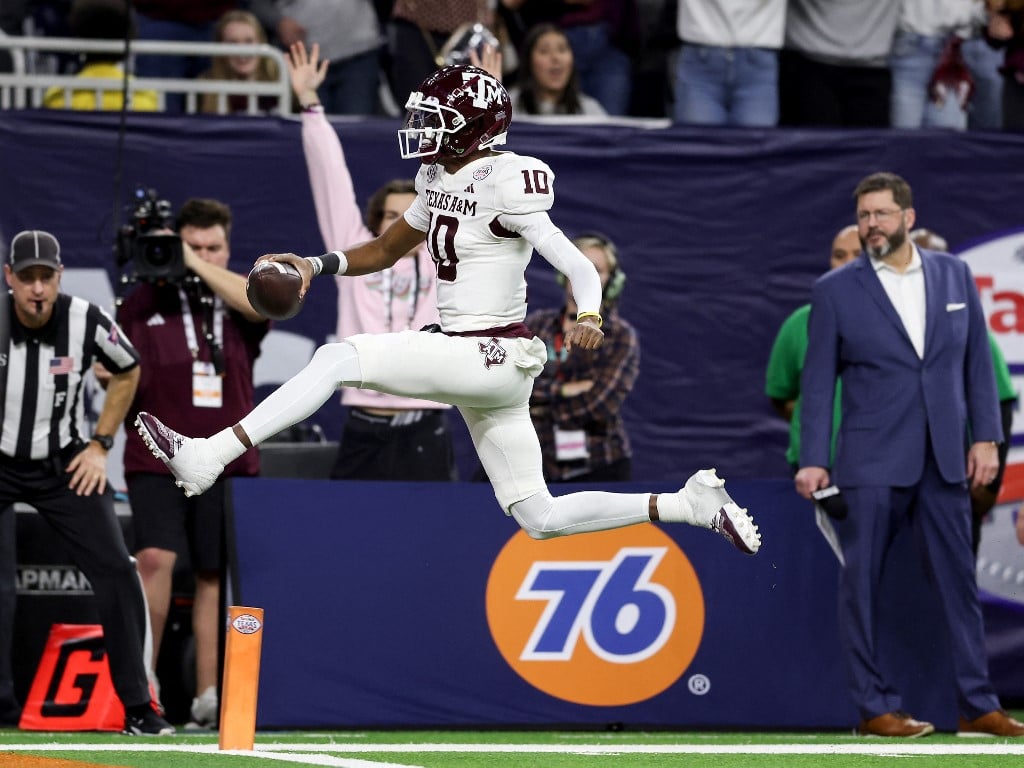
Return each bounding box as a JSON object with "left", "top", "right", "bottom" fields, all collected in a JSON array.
[{"left": 795, "top": 172, "right": 1024, "bottom": 738}]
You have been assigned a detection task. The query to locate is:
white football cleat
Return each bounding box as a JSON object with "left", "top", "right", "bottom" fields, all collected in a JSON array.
[
  {"left": 135, "top": 412, "right": 223, "bottom": 497},
  {"left": 664, "top": 469, "right": 761, "bottom": 555},
  {"left": 184, "top": 685, "right": 218, "bottom": 731}
]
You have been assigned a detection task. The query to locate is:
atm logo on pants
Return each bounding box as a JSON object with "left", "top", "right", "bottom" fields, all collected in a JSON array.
[{"left": 485, "top": 526, "right": 704, "bottom": 706}]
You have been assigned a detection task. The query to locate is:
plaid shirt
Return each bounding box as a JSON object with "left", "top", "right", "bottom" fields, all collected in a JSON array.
[
  {"left": 392, "top": 0, "right": 490, "bottom": 34},
  {"left": 525, "top": 307, "right": 640, "bottom": 481}
]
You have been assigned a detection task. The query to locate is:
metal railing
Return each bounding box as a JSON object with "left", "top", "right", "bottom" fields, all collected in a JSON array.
[{"left": 0, "top": 36, "right": 292, "bottom": 114}]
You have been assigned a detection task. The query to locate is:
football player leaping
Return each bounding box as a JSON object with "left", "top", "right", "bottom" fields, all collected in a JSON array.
[{"left": 135, "top": 64, "right": 761, "bottom": 554}]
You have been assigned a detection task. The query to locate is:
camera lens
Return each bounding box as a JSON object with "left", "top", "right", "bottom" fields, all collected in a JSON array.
[{"left": 145, "top": 243, "right": 170, "bottom": 267}]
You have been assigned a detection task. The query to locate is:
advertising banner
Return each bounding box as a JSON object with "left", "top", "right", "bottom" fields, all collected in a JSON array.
[{"left": 230, "top": 478, "right": 991, "bottom": 732}]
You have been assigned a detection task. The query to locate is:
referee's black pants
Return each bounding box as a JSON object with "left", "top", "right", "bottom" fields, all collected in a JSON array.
[
  {"left": 0, "top": 448, "right": 150, "bottom": 709},
  {"left": 0, "top": 504, "right": 16, "bottom": 713}
]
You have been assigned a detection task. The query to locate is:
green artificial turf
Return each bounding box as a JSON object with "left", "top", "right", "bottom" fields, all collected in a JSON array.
[{"left": 2, "top": 723, "right": 1024, "bottom": 768}]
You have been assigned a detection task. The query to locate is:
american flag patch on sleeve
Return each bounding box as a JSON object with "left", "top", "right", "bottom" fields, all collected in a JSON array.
[{"left": 49, "top": 356, "right": 74, "bottom": 374}]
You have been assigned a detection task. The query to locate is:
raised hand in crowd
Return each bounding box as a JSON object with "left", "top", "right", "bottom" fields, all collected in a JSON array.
[{"left": 287, "top": 40, "right": 328, "bottom": 108}]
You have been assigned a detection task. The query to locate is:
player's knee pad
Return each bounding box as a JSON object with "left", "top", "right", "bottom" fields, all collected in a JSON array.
[
  {"left": 509, "top": 491, "right": 560, "bottom": 540},
  {"left": 310, "top": 341, "right": 361, "bottom": 386}
]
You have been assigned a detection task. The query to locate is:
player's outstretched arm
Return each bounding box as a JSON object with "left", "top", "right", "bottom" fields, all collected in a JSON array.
[
  {"left": 342, "top": 218, "right": 426, "bottom": 275},
  {"left": 256, "top": 218, "right": 426, "bottom": 296}
]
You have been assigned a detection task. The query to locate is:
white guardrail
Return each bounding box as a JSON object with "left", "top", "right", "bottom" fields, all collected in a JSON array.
[{"left": 0, "top": 36, "right": 292, "bottom": 114}]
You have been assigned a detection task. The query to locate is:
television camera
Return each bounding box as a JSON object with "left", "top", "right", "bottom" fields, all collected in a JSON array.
[{"left": 115, "top": 187, "right": 186, "bottom": 283}]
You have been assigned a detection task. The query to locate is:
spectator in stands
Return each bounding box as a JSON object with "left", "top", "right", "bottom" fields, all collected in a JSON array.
[
  {"left": 43, "top": 0, "right": 159, "bottom": 111},
  {"left": 386, "top": 0, "right": 492, "bottom": 109},
  {"left": 673, "top": 0, "right": 786, "bottom": 127},
  {"left": 198, "top": 9, "right": 282, "bottom": 115},
  {"left": 0, "top": 0, "right": 29, "bottom": 73},
  {"left": 985, "top": 0, "right": 1024, "bottom": 129},
  {"left": 509, "top": 23, "right": 606, "bottom": 117},
  {"left": 796, "top": 172, "right": 1024, "bottom": 738},
  {"left": 765, "top": 224, "right": 861, "bottom": 474},
  {"left": 910, "top": 228, "right": 1017, "bottom": 556},
  {"left": 961, "top": 7, "right": 1006, "bottom": 130},
  {"left": 287, "top": 41, "right": 456, "bottom": 480},
  {"left": 132, "top": 0, "right": 238, "bottom": 113},
  {"left": 780, "top": 0, "right": 898, "bottom": 126},
  {"left": 249, "top": 0, "right": 384, "bottom": 115},
  {"left": 525, "top": 233, "right": 639, "bottom": 482},
  {"left": 0, "top": 230, "right": 173, "bottom": 735},
  {"left": 109, "top": 199, "right": 269, "bottom": 729},
  {"left": 506, "top": 0, "right": 638, "bottom": 116},
  {"left": 890, "top": 1, "right": 993, "bottom": 130}
]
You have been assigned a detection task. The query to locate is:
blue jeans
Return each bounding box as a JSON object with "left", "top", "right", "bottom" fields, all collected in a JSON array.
[
  {"left": 563, "top": 23, "right": 632, "bottom": 116},
  {"left": 890, "top": 31, "right": 967, "bottom": 129},
  {"left": 134, "top": 15, "right": 215, "bottom": 113},
  {"left": 320, "top": 48, "right": 382, "bottom": 116},
  {"left": 961, "top": 36, "right": 1004, "bottom": 130},
  {"left": 672, "top": 44, "right": 778, "bottom": 126}
]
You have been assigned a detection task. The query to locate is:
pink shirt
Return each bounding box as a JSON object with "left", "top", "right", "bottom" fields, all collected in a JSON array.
[{"left": 302, "top": 109, "right": 445, "bottom": 410}]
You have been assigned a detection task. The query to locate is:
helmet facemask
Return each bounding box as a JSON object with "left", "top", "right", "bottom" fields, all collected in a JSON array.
[
  {"left": 398, "top": 92, "right": 467, "bottom": 161},
  {"left": 397, "top": 67, "right": 512, "bottom": 164}
]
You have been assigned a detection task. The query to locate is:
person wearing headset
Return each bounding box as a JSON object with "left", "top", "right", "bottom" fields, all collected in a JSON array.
[{"left": 524, "top": 233, "right": 640, "bottom": 483}]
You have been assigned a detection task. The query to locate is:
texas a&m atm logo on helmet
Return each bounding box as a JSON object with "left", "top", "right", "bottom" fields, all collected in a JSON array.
[
  {"left": 398, "top": 64, "right": 511, "bottom": 164},
  {"left": 486, "top": 526, "right": 704, "bottom": 706}
]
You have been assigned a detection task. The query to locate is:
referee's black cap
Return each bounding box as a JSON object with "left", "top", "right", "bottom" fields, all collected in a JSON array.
[{"left": 9, "top": 230, "right": 62, "bottom": 272}]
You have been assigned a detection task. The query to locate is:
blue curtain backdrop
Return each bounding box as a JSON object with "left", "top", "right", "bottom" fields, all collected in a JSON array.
[{"left": 1, "top": 111, "right": 1023, "bottom": 482}]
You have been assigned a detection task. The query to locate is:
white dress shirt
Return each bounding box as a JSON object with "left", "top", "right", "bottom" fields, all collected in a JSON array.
[{"left": 872, "top": 245, "right": 926, "bottom": 359}]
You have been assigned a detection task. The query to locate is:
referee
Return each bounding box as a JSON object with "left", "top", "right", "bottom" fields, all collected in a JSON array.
[{"left": 0, "top": 230, "right": 173, "bottom": 735}]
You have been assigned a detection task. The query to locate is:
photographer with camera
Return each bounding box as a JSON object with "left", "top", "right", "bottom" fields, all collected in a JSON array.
[{"left": 103, "top": 196, "right": 268, "bottom": 729}]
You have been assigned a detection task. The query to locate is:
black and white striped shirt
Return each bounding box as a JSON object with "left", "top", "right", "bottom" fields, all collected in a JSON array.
[{"left": 1, "top": 293, "right": 139, "bottom": 460}]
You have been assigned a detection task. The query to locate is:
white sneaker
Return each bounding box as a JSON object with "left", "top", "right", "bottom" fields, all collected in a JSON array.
[
  {"left": 664, "top": 469, "right": 761, "bottom": 555},
  {"left": 135, "top": 412, "right": 224, "bottom": 497},
  {"left": 184, "top": 685, "right": 218, "bottom": 731}
]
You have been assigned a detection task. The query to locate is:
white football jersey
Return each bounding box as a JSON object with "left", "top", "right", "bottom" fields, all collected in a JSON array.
[{"left": 404, "top": 152, "right": 555, "bottom": 333}]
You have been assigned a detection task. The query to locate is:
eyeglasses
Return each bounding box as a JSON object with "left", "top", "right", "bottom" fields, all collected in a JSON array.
[{"left": 857, "top": 208, "right": 904, "bottom": 224}]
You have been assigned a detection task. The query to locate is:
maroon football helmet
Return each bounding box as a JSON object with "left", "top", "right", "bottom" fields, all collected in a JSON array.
[{"left": 398, "top": 64, "right": 512, "bottom": 164}]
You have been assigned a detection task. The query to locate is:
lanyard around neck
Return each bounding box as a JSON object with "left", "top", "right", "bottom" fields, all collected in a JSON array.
[
  {"left": 381, "top": 257, "right": 421, "bottom": 331},
  {"left": 178, "top": 287, "right": 224, "bottom": 363}
]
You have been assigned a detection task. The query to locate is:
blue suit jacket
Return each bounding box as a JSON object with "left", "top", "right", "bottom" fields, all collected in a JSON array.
[{"left": 799, "top": 249, "right": 1001, "bottom": 487}]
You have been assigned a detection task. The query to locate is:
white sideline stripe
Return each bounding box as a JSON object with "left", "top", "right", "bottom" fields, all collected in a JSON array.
[
  {"left": 222, "top": 750, "right": 423, "bottom": 768},
  {"left": 3, "top": 743, "right": 1024, "bottom": 756}
]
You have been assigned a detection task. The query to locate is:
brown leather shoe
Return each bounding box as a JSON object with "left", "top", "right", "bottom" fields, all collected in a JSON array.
[
  {"left": 858, "top": 711, "right": 935, "bottom": 737},
  {"left": 958, "top": 710, "right": 1024, "bottom": 737}
]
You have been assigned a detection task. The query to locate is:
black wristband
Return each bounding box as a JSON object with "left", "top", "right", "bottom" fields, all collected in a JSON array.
[{"left": 319, "top": 250, "right": 346, "bottom": 275}]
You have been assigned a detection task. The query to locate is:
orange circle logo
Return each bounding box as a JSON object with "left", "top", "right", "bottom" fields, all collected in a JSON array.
[{"left": 485, "top": 525, "right": 704, "bottom": 706}]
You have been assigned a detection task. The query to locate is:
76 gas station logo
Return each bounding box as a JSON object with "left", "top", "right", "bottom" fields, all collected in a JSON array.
[
  {"left": 486, "top": 527, "right": 705, "bottom": 707},
  {"left": 516, "top": 548, "right": 675, "bottom": 664}
]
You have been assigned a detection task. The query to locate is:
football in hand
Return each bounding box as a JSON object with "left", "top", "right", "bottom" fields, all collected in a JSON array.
[{"left": 246, "top": 260, "right": 304, "bottom": 320}]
